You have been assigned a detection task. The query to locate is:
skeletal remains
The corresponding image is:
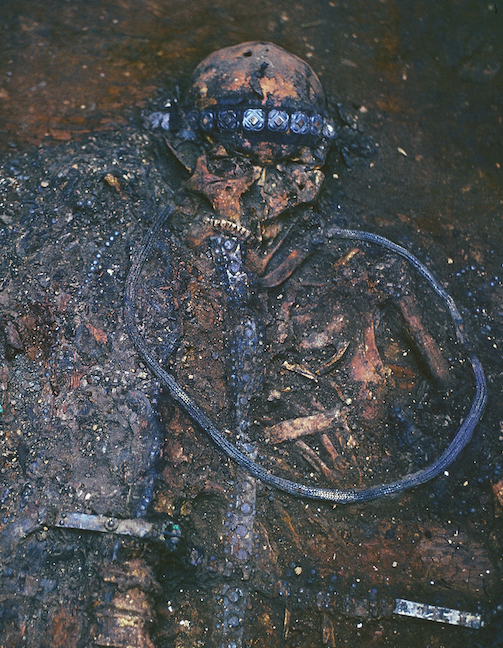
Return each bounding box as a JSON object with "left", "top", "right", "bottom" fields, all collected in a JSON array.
[{"left": 0, "top": 41, "right": 489, "bottom": 647}]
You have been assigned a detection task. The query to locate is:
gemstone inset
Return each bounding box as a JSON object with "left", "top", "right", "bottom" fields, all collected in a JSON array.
[
  {"left": 267, "top": 109, "right": 289, "bottom": 133},
  {"left": 310, "top": 113, "right": 324, "bottom": 135},
  {"left": 290, "top": 112, "right": 310, "bottom": 135},
  {"left": 243, "top": 108, "right": 265, "bottom": 132},
  {"left": 217, "top": 109, "right": 240, "bottom": 131}
]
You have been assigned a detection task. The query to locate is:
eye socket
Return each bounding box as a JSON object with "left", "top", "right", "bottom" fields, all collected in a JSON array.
[{"left": 243, "top": 50, "right": 252, "bottom": 57}]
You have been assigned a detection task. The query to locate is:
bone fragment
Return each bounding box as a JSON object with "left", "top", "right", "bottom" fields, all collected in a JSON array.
[
  {"left": 320, "top": 434, "right": 339, "bottom": 464},
  {"left": 492, "top": 479, "right": 503, "bottom": 514},
  {"left": 333, "top": 247, "right": 360, "bottom": 270},
  {"left": 316, "top": 341, "right": 350, "bottom": 375},
  {"left": 295, "top": 440, "right": 338, "bottom": 482},
  {"left": 265, "top": 409, "right": 341, "bottom": 444},
  {"left": 397, "top": 294, "right": 451, "bottom": 384},
  {"left": 321, "top": 613, "right": 336, "bottom": 646},
  {"left": 283, "top": 607, "right": 291, "bottom": 641},
  {"left": 282, "top": 361, "right": 318, "bottom": 382},
  {"left": 261, "top": 247, "right": 314, "bottom": 288},
  {"left": 300, "top": 315, "right": 346, "bottom": 351}
]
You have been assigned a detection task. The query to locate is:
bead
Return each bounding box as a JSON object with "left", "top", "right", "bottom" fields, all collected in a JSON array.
[
  {"left": 228, "top": 615, "right": 241, "bottom": 628},
  {"left": 236, "top": 525, "right": 248, "bottom": 537},
  {"left": 217, "top": 109, "right": 240, "bottom": 131},
  {"left": 290, "top": 111, "right": 310, "bottom": 135},
  {"left": 267, "top": 109, "right": 289, "bottom": 132},
  {"left": 228, "top": 590, "right": 240, "bottom": 603},
  {"left": 310, "top": 113, "right": 324, "bottom": 135},
  {"left": 229, "top": 260, "right": 240, "bottom": 274},
  {"left": 147, "top": 112, "right": 163, "bottom": 130},
  {"left": 242, "top": 108, "right": 265, "bottom": 131},
  {"left": 200, "top": 109, "right": 215, "bottom": 131},
  {"left": 323, "top": 119, "right": 337, "bottom": 138}
]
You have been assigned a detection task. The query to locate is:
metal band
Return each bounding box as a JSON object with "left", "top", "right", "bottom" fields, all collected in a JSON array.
[{"left": 147, "top": 105, "right": 337, "bottom": 141}]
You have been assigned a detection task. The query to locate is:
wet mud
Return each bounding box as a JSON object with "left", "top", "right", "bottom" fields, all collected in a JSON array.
[{"left": 1, "top": 1, "right": 503, "bottom": 647}]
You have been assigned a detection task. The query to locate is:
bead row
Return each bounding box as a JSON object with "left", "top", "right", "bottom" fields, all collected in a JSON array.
[{"left": 148, "top": 106, "right": 337, "bottom": 140}]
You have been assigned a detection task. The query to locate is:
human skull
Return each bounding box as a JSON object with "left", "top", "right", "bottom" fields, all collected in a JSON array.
[
  {"left": 160, "top": 42, "right": 337, "bottom": 242},
  {"left": 186, "top": 41, "right": 333, "bottom": 165}
]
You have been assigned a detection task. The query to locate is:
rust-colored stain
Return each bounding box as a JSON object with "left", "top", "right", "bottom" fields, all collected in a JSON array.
[
  {"left": 48, "top": 608, "right": 81, "bottom": 648},
  {"left": 85, "top": 323, "right": 108, "bottom": 344}
]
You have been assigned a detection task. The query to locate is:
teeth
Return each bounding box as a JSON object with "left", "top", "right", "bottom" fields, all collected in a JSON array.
[{"left": 209, "top": 218, "right": 254, "bottom": 241}]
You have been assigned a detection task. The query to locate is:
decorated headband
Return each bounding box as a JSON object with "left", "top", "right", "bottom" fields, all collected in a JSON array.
[{"left": 146, "top": 102, "right": 338, "bottom": 143}]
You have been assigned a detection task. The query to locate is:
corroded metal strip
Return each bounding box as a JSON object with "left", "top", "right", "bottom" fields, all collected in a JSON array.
[
  {"left": 394, "top": 598, "right": 484, "bottom": 629},
  {"left": 54, "top": 511, "right": 181, "bottom": 548}
]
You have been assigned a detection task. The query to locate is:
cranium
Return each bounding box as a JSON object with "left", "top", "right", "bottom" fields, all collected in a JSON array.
[{"left": 159, "top": 42, "right": 337, "bottom": 258}]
